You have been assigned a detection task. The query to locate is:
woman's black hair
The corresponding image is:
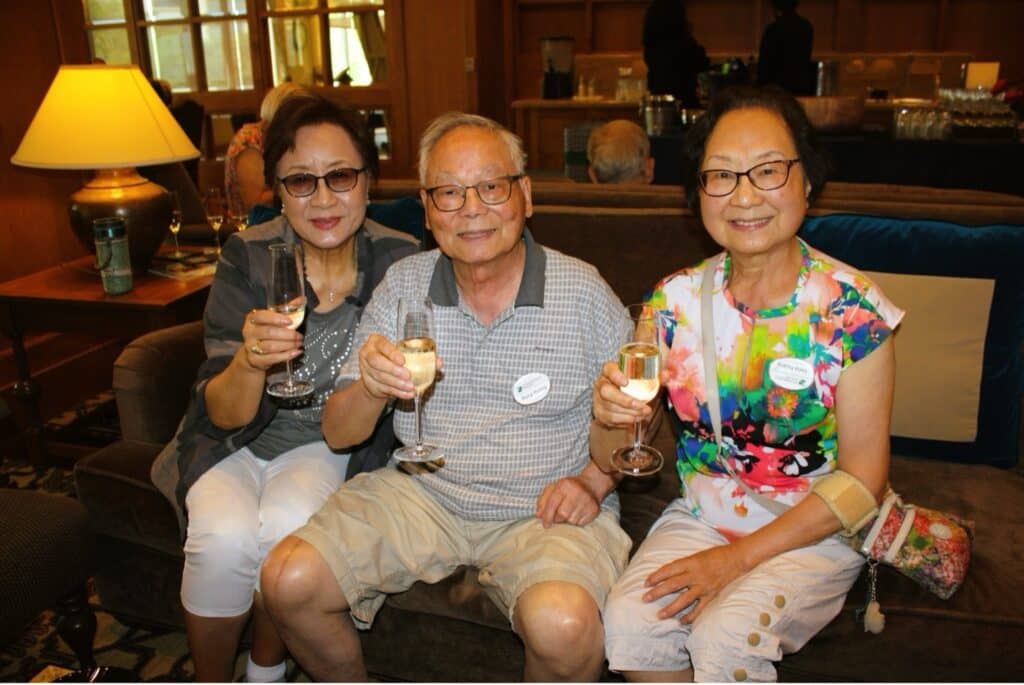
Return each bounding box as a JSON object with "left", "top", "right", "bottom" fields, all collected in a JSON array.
[
  {"left": 681, "top": 85, "right": 829, "bottom": 218},
  {"left": 262, "top": 93, "right": 379, "bottom": 197}
]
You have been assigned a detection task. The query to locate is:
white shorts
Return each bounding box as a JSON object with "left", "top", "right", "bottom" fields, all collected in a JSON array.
[
  {"left": 181, "top": 441, "right": 349, "bottom": 618},
  {"left": 604, "top": 499, "right": 863, "bottom": 682}
]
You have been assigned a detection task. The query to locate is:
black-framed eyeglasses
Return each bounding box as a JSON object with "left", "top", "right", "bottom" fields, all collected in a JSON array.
[
  {"left": 698, "top": 159, "right": 801, "bottom": 197},
  {"left": 424, "top": 175, "right": 524, "bottom": 212},
  {"left": 277, "top": 167, "right": 366, "bottom": 198}
]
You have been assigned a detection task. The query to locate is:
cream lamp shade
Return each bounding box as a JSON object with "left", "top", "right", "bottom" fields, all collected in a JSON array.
[{"left": 11, "top": 64, "right": 200, "bottom": 275}]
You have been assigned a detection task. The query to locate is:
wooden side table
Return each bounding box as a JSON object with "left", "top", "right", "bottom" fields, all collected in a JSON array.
[{"left": 0, "top": 255, "right": 213, "bottom": 469}]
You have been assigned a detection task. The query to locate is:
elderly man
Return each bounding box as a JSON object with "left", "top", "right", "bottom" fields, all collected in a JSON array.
[
  {"left": 587, "top": 119, "right": 655, "bottom": 184},
  {"left": 260, "top": 112, "right": 633, "bottom": 681}
]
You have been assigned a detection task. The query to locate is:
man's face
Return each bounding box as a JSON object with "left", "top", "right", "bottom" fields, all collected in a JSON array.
[{"left": 420, "top": 126, "right": 532, "bottom": 272}]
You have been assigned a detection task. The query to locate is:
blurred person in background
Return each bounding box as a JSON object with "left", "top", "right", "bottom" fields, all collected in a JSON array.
[
  {"left": 642, "top": 0, "right": 709, "bottom": 108},
  {"left": 757, "top": 0, "right": 815, "bottom": 95},
  {"left": 587, "top": 120, "right": 655, "bottom": 184}
]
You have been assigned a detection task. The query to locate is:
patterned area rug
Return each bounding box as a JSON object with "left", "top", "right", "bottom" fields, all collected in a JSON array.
[{"left": 0, "top": 459, "right": 197, "bottom": 682}]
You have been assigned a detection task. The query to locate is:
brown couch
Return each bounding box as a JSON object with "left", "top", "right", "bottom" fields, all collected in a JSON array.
[{"left": 74, "top": 181, "right": 1024, "bottom": 681}]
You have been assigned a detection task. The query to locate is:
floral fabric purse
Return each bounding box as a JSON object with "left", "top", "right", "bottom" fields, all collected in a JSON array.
[{"left": 697, "top": 257, "right": 973, "bottom": 628}]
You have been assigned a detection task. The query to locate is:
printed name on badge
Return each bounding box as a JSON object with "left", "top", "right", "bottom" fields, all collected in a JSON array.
[
  {"left": 513, "top": 372, "right": 550, "bottom": 405},
  {"left": 768, "top": 357, "right": 814, "bottom": 390}
]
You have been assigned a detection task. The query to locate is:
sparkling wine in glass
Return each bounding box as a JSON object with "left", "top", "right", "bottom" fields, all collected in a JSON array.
[
  {"left": 167, "top": 191, "right": 186, "bottom": 258},
  {"left": 266, "top": 243, "right": 314, "bottom": 399},
  {"left": 231, "top": 213, "right": 249, "bottom": 233},
  {"left": 611, "top": 304, "right": 664, "bottom": 477},
  {"left": 204, "top": 188, "right": 225, "bottom": 254},
  {"left": 393, "top": 297, "right": 438, "bottom": 463}
]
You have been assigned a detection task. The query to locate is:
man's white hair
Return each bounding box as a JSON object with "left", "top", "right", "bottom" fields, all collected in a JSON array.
[
  {"left": 418, "top": 112, "right": 526, "bottom": 185},
  {"left": 587, "top": 120, "right": 651, "bottom": 183}
]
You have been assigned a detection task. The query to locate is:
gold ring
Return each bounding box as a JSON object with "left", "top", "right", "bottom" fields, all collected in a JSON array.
[{"left": 251, "top": 342, "right": 263, "bottom": 355}]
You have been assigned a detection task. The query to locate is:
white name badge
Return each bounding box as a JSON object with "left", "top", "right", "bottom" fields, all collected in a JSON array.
[
  {"left": 513, "top": 372, "right": 550, "bottom": 405},
  {"left": 768, "top": 357, "right": 814, "bottom": 391}
]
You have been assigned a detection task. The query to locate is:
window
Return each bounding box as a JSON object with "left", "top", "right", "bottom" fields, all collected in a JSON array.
[
  {"left": 266, "top": 0, "right": 385, "bottom": 88},
  {"left": 81, "top": 0, "right": 386, "bottom": 92},
  {"left": 80, "top": 0, "right": 396, "bottom": 168},
  {"left": 82, "top": 0, "right": 131, "bottom": 65}
]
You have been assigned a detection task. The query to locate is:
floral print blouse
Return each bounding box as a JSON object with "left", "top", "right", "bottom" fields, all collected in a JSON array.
[{"left": 648, "top": 239, "right": 904, "bottom": 539}]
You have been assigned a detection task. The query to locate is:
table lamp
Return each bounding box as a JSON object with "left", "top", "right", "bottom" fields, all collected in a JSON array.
[{"left": 10, "top": 65, "right": 200, "bottom": 275}]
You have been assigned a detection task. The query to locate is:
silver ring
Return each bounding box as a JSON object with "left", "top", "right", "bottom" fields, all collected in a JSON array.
[{"left": 251, "top": 341, "right": 263, "bottom": 355}]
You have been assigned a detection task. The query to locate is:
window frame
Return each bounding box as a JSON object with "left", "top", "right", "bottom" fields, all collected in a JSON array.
[{"left": 80, "top": 0, "right": 408, "bottom": 173}]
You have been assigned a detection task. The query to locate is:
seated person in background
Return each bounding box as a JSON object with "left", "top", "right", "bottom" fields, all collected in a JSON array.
[
  {"left": 260, "top": 112, "right": 634, "bottom": 681},
  {"left": 595, "top": 86, "right": 901, "bottom": 681},
  {"left": 225, "top": 81, "right": 308, "bottom": 218},
  {"left": 587, "top": 119, "right": 655, "bottom": 184},
  {"left": 757, "top": 0, "right": 815, "bottom": 95},
  {"left": 150, "top": 95, "right": 417, "bottom": 682}
]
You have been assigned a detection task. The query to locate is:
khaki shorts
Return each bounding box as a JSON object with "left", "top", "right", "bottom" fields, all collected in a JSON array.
[{"left": 294, "top": 468, "right": 632, "bottom": 630}]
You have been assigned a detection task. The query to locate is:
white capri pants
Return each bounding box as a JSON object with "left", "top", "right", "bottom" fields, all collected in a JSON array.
[
  {"left": 604, "top": 499, "right": 863, "bottom": 682},
  {"left": 181, "top": 441, "right": 349, "bottom": 617}
]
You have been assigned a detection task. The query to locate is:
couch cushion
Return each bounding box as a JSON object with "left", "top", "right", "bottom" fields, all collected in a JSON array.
[
  {"left": 800, "top": 214, "right": 1024, "bottom": 466},
  {"left": 866, "top": 271, "right": 993, "bottom": 442}
]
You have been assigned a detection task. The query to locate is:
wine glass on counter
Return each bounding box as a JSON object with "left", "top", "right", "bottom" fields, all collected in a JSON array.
[
  {"left": 230, "top": 212, "right": 249, "bottom": 233},
  {"left": 204, "top": 187, "right": 225, "bottom": 254},
  {"left": 167, "top": 191, "right": 186, "bottom": 258},
  {"left": 266, "top": 243, "right": 313, "bottom": 399},
  {"left": 611, "top": 303, "right": 664, "bottom": 477},
  {"left": 393, "top": 297, "right": 438, "bottom": 463}
]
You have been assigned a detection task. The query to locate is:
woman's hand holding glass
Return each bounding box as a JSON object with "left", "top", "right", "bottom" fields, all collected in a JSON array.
[
  {"left": 594, "top": 304, "right": 665, "bottom": 476},
  {"left": 265, "top": 243, "right": 313, "bottom": 399},
  {"left": 243, "top": 308, "right": 303, "bottom": 372}
]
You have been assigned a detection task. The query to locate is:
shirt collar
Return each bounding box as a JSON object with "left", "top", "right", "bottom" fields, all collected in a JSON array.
[{"left": 427, "top": 227, "right": 546, "bottom": 308}]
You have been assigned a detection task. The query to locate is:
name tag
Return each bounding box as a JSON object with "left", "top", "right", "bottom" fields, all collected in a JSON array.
[
  {"left": 513, "top": 372, "right": 550, "bottom": 405},
  {"left": 768, "top": 357, "right": 814, "bottom": 390}
]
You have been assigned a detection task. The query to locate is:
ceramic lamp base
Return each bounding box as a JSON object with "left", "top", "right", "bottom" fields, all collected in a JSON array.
[{"left": 69, "top": 168, "right": 171, "bottom": 276}]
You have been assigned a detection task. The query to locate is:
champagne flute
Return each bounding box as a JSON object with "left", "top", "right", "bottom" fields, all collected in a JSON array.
[
  {"left": 266, "top": 243, "right": 314, "bottom": 399},
  {"left": 393, "top": 297, "right": 438, "bottom": 463},
  {"left": 204, "top": 187, "right": 225, "bottom": 254},
  {"left": 231, "top": 212, "right": 249, "bottom": 233},
  {"left": 611, "top": 303, "right": 664, "bottom": 477},
  {"left": 167, "top": 191, "right": 186, "bottom": 258}
]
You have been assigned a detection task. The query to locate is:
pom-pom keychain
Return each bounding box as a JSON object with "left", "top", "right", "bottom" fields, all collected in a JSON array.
[
  {"left": 857, "top": 559, "right": 886, "bottom": 634},
  {"left": 863, "top": 599, "right": 886, "bottom": 634}
]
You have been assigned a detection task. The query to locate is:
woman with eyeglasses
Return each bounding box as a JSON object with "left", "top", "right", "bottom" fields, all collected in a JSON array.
[
  {"left": 594, "top": 86, "right": 903, "bottom": 681},
  {"left": 151, "top": 94, "right": 417, "bottom": 682}
]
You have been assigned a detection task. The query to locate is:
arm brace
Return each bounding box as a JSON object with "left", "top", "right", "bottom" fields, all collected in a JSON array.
[{"left": 810, "top": 470, "right": 880, "bottom": 537}]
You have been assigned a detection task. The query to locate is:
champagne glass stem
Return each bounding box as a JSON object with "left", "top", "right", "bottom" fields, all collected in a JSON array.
[
  {"left": 632, "top": 418, "right": 643, "bottom": 450},
  {"left": 172, "top": 232, "right": 181, "bottom": 254},
  {"left": 413, "top": 394, "right": 424, "bottom": 448},
  {"left": 284, "top": 356, "right": 295, "bottom": 389}
]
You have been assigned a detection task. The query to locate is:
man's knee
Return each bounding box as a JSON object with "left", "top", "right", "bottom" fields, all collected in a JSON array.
[
  {"left": 515, "top": 581, "right": 602, "bottom": 654},
  {"left": 260, "top": 535, "right": 344, "bottom": 618}
]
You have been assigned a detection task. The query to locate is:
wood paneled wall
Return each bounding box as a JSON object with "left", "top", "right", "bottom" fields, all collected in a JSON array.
[
  {"left": 0, "top": 0, "right": 92, "bottom": 283},
  {"left": 506, "top": 0, "right": 1024, "bottom": 101}
]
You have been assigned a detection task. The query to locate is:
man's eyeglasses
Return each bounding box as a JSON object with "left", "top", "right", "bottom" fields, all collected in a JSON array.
[
  {"left": 278, "top": 167, "right": 366, "bottom": 198},
  {"left": 698, "top": 159, "right": 801, "bottom": 197},
  {"left": 424, "top": 175, "right": 524, "bottom": 212}
]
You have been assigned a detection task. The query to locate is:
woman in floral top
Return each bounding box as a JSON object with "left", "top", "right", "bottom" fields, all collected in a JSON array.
[{"left": 595, "top": 86, "right": 903, "bottom": 682}]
